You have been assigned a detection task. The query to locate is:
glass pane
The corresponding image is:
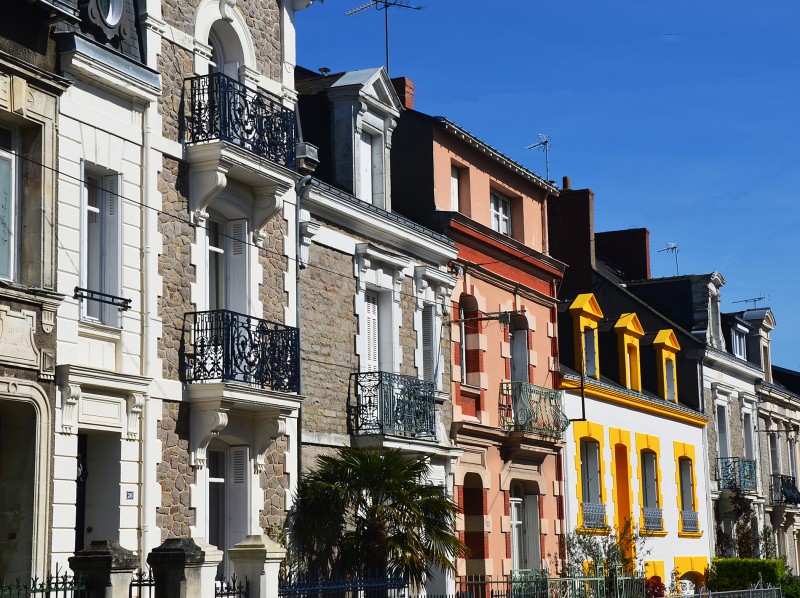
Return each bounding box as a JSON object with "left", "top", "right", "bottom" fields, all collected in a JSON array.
[
  {"left": 0, "top": 157, "right": 11, "bottom": 279},
  {"left": 680, "top": 459, "right": 693, "bottom": 511},
  {"left": 86, "top": 177, "right": 102, "bottom": 319}
]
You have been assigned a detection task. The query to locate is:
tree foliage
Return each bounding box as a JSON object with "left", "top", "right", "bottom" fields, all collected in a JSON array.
[
  {"left": 289, "top": 447, "right": 468, "bottom": 589},
  {"left": 554, "top": 521, "right": 650, "bottom": 578}
]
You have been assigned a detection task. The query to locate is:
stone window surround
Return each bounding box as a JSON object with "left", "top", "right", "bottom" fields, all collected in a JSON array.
[{"left": 413, "top": 265, "right": 455, "bottom": 393}]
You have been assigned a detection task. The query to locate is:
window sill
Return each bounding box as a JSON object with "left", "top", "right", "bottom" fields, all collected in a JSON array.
[
  {"left": 576, "top": 525, "right": 611, "bottom": 536},
  {"left": 642, "top": 529, "right": 669, "bottom": 538},
  {"left": 678, "top": 530, "right": 703, "bottom": 538},
  {"left": 79, "top": 319, "right": 122, "bottom": 341}
]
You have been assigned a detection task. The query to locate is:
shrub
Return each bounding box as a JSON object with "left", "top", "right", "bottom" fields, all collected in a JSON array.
[{"left": 707, "top": 557, "right": 785, "bottom": 591}]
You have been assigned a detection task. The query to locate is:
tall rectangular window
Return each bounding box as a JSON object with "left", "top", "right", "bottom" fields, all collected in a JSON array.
[
  {"left": 206, "top": 217, "right": 249, "bottom": 314},
  {"left": 82, "top": 169, "right": 121, "bottom": 325},
  {"left": 641, "top": 451, "right": 659, "bottom": 509},
  {"left": 743, "top": 412, "right": 754, "bottom": 460},
  {"left": 490, "top": 190, "right": 512, "bottom": 236},
  {"left": 359, "top": 132, "right": 374, "bottom": 203},
  {"left": 679, "top": 458, "right": 694, "bottom": 512},
  {"left": 0, "top": 126, "right": 15, "bottom": 281},
  {"left": 580, "top": 439, "right": 601, "bottom": 504},
  {"left": 583, "top": 328, "right": 597, "bottom": 377},
  {"left": 717, "top": 404, "right": 729, "bottom": 460},
  {"left": 790, "top": 438, "right": 797, "bottom": 479},
  {"left": 732, "top": 329, "right": 747, "bottom": 359},
  {"left": 665, "top": 359, "right": 676, "bottom": 401},
  {"left": 421, "top": 304, "right": 436, "bottom": 382},
  {"left": 450, "top": 166, "right": 460, "bottom": 211},
  {"left": 770, "top": 432, "right": 780, "bottom": 475}
]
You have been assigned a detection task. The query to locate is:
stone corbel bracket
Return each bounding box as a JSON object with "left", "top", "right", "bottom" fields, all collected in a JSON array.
[
  {"left": 354, "top": 243, "right": 411, "bottom": 297},
  {"left": 252, "top": 182, "right": 291, "bottom": 247},
  {"left": 298, "top": 219, "right": 320, "bottom": 268},
  {"left": 191, "top": 401, "right": 231, "bottom": 469},
  {"left": 414, "top": 265, "right": 457, "bottom": 313},
  {"left": 254, "top": 417, "right": 287, "bottom": 474},
  {"left": 59, "top": 383, "right": 81, "bottom": 435},
  {"left": 126, "top": 393, "right": 145, "bottom": 440},
  {"left": 190, "top": 166, "right": 228, "bottom": 225}
]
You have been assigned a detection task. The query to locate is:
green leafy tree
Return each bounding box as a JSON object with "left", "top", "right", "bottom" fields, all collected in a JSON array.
[
  {"left": 555, "top": 521, "right": 650, "bottom": 577},
  {"left": 289, "top": 447, "right": 468, "bottom": 589}
]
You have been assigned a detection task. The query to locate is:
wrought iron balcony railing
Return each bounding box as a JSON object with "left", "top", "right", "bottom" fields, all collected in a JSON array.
[
  {"left": 681, "top": 510, "right": 699, "bottom": 533},
  {"left": 642, "top": 507, "right": 663, "bottom": 531},
  {"left": 186, "top": 72, "right": 296, "bottom": 169},
  {"left": 350, "top": 371, "right": 435, "bottom": 439},
  {"left": 716, "top": 457, "right": 758, "bottom": 492},
  {"left": 498, "top": 381, "right": 569, "bottom": 441},
  {"left": 581, "top": 502, "right": 606, "bottom": 529},
  {"left": 185, "top": 310, "right": 299, "bottom": 392},
  {"left": 771, "top": 474, "right": 800, "bottom": 506}
]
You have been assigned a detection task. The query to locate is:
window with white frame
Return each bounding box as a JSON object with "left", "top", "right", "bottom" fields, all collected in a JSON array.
[
  {"left": 82, "top": 168, "right": 121, "bottom": 325},
  {"left": 580, "top": 439, "right": 601, "bottom": 505},
  {"left": 509, "top": 483, "right": 540, "bottom": 571},
  {"left": 641, "top": 451, "right": 659, "bottom": 509},
  {"left": 716, "top": 404, "right": 730, "bottom": 460},
  {"left": 0, "top": 126, "right": 15, "bottom": 281},
  {"left": 490, "top": 190, "right": 512, "bottom": 236},
  {"left": 679, "top": 458, "right": 694, "bottom": 513},
  {"left": 207, "top": 443, "right": 249, "bottom": 578},
  {"left": 732, "top": 328, "right": 747, "bottom": 360},
  {"left": 358, "top": 130, "right": 383, "bottom": 206},
  {"left": 421, "top": 303, "right": 437, "bottom": 382},
  {"left": 510, "top": 317, "right": 529, "bottom": 383},
  {"left": 364, "top": 289, "right": 394, "bottom": 373},
  {"left": 790, "top": 437, "right": 797, "bottom": 479},
  {"left": 206, "top": 215, "right": 248, "bottom": 314},
  {"left": 743, "top": 412, "right": 754, "bottom": 460},
  {"left": 450, "top": 166, "right": 461, "bottom": 211},
  {"left": 770, "top": 432, "right": 780, "bottom": 475}
]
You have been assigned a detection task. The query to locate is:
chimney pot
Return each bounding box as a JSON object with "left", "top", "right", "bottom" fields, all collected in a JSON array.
[
  {"left": 562, "top": 176, "right": 571, "bottom": 190},
  {"left": 391, "top": 76, "right": 414, "bottom": 110}
]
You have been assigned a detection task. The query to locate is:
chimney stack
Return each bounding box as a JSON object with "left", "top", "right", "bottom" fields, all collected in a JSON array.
[
  {"left": 391, "top": 77, "right": 414, "bottom": 110},
  {"left": 562, "top": 175, "right": 571, "bottom": 190}
]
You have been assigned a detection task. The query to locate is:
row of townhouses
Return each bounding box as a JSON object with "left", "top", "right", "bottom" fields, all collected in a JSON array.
[{"left": 2, "top": 0, "right": 799, "bottom": 592}]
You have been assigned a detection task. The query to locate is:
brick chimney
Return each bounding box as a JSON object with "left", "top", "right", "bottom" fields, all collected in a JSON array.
[
  {"left": 595, "top": 228, "right": 651, "bottom": 281},
  {"left": 391, "top": 76, "right": 414, "bottom": 109}
]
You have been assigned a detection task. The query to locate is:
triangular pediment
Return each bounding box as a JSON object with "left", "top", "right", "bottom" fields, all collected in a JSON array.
[
  {"left": 569, "top": 293, "right": 603, "bottom": 321},
  {"left": 614, "top": 313, "right": 644, "bottom": 338},
  {"left": 654, "top": 329, "right": 681, "bottom": 352},
  {"left": 330, "top": 67, "right": 402, "bottom": 116}
]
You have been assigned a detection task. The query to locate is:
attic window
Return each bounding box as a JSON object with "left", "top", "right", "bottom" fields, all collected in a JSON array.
[{"left": 732, "top": 328, "right": 747, "bottom": 360}]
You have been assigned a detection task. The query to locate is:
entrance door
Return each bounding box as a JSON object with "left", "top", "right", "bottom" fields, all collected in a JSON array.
[
  {"left": 208, "top": 445, "right": 250, "bottom": 577},
  {"left": 75, "top": 432, "right": 121, "bottom": 551}
]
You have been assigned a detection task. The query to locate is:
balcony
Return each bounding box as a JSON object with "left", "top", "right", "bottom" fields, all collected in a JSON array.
[
  {"left": 350, "top": 372, "right": 435, "bottom": 438},
  {"left": 681, "top": 510, "right": 699, "bottom": 533},
  {"left": 770, "top": 474, "right": 800, "bottom": 506},
  {"left": 642, "top": 507, "right": 664, "bottom": 531},
  {"left": 716, "top": 457, "right": 757, "bottom": 492},
  {"left": 499, "top": 381, "right": 569, "bottom": 441},
  {"left": 185, "top": 310, "right": 299, "bottom": 393},
  {"left": 581, "top": 502, "right": 606, "bottom": 529},
  {"left": 186, "top": 72, "right": 296, "bottom": 169}
]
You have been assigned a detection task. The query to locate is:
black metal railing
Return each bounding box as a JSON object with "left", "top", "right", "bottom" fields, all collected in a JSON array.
[
  {"left": 770, "top": 474, "right": 800, "bottom": 505},
  {"left": 350, "top": 371, "right": 436, "bottom": 438},
  {"left": 642, "top": 507, "right": 663, "bottom": 531},
  {"left": 581, "top": 501, "right": 606, "bottom": 529},
  {"left": 186, "top": 72, "right": 296, "bottom": 169},
  {"left": 216, "top": 575, "right": 249, "bottom": 598},
  {"left": 279, "top": 575, "right": 406, "bottom": 598},
  {"left": 717, "top": 457, "right": 757, "bottom": 491},
  {"left": 498, "top": 381, "right": 569, "bottom": 441},
  {"left": 185, "top": 310, "right": 299, "bottom": 392},
  {"left": 129, "top": 569, "right": 155, "bottom": 598},
  {"left": 0, "top": 573, "right": 86, "bottom": 597},
  {"left": 681, "top": 510, "right": 699, "bottom": 533}
]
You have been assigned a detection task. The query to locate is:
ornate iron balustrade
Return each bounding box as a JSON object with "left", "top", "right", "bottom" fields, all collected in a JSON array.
[
  {"left": 681, "top": 510, "right": 699, "bottom": 533},
  {"left": 350, "top": 371, "right": 435, "bottom": 438},
  {"left": 186, "top": 73, "right": 296, "bottom": 169},
  {"left": 642, "top": 507, "right": 663, "bottom": 531},
  {"left": 770, "top": 474, "right": 800, "bottom": 505},
  {"left": 185, "top": 310, "right": 299, "bottom": 392},
  {"left": 582, "top": 502, "right": 606, "bottom": 529},
  {"left": 716, "top": 457, "right": 757, "bottom": 491},
  {"left": 498, "top": 381, "right": 569, "bottom": 441}
]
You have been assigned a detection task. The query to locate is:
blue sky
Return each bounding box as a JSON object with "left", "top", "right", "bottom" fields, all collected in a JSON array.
[{"left": 296, "top": 1, "right": 800, "bottom": 369}]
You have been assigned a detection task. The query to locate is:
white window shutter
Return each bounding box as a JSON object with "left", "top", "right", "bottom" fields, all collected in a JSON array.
[
  {"left": 226, "top": 446, "right": 250, "bottom": 550},
  {"left": 103, "top": 174, "right": 121, "bottom": 326},
  {"left": 450, "top": 167, "right": 459, "bottom": 211},
  {"left": 359, "top": 133, "right": 373, "bottom": 203},
  {"left": 365, "top": 291, "right": 379, "bottom": 372},
  {"left": 0, "top": 155, "right": 12, "bottom": 280},
  {"left": 226, "top": 219, "right": 249, "bottom": 314},
  {"left": 422, "top": 305, "right": 434, "bottom": 381}
]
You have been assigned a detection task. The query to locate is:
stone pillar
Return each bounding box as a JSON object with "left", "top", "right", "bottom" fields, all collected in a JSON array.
[
  {"left": 147, "top": 537, "right": 223, "bottom": 598},
  {"left": 228, "top": 535, "right": 286, "bottom": 598},
  {"left": 68, "top": 541, "right": 138, "bottom": 598}
]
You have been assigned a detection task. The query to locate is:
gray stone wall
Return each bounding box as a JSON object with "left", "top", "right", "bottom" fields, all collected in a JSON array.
[
  {"left": 259, "top": 435, "right": 288, "bottom": 530},
  {"left": 157, "top": 401, "right": 195, "bottom": 540},
  {"left": 158, "top": 157, "right": 195, "bottom": 381},
  {"left": 398, "top": 278, "right": 417, "bottom": 378},
  {"left": 258, "top": 217, "right": 288, "bottom": 323},
  {"left": 157, "top": 40, "right": 191, "bottom": 143}
]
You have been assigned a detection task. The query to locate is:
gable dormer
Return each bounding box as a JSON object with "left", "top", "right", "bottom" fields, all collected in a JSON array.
[
  {"left": 653, "top": 329, "right": 681, "bottom": 402},
  {"left": 324, "top": 67, "right": 402, "bottom": 210},
  {"left": 614, "top": 313, "right": 644, "bottom": 391},
  {"left": 569, "top": 293, "right": 603, "bottom": 379},
  {"left": 742, "top": 308, "right": 776, "bottom": 381}
]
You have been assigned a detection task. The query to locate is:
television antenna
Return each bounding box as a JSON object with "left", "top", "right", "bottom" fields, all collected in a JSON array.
[
  {"left": 526, "top": 134, "right": 551, "bottom": 181},
  {"left": 657, "top": 242, "right": 680, "bottom": 275},
  {"left": 732, "top": 295, "right": 768, "bottom": 309},
  {"left": 346, "top": 0, "right": 422, "bottom": 76}
]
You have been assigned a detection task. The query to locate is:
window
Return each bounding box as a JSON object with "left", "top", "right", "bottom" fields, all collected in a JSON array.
[
  {"left": 82, "top": 168, "right": 121, "bottom": 325},
  {"left": 509, "top": 483, "right": 541, "bottom": 571},
  {"left": 207, "top": 444, "right": 249, "bottom": 578},
  {"left": 458, "top": 295, "right": 479, "bottom": 386},
  {"left": 206, "top": 216, "right": 248, "bottom": 314},
  {"left": 743, "top": 412, "right": 754, "bottom": 460},
  {"left": 665, "top": 359, "right": 676, "bottom": 402},
  {"left": 450, "top": 166, "right": 461, "bottom": 211},
  {"left": 770, "top": 432, "right": 780, "bottom": 475},
  {"left": 641, "top": 450, "right": 661, "bottom": 530},
  {"left": 583, "top": 328, "right": 597, "bottom": 378},
  {"left": 358, "top": 130, "right": 384, "bottom": 206},
  {"left": 510, "top": 317, "right": 529, "bottom": 383},
  {"left": 0, "top": 126, "right": 15, "bottom": 280},
  {"left": 790, "top": 437, "right": 797, "bottom": 479},
  {"left": 365, "top": 290, "right": 380, "bottom": 372},
  {"left": 490, "top": 190, "right": 512, "bottom": 236},
  {"left": 717, "top": 404, "right": 729, "bottom": 460},
  {"left": 421, "top": 304, "right": 436, "bottom": 382},
  {"left": 732, "top": 329, "right": 747, "bottom": 359},
  {"left": 679, "top": 458, "right": 697, "bottom": 532},
  {"left": 580, "top": 439, "right": 602, "bottom": 505}
]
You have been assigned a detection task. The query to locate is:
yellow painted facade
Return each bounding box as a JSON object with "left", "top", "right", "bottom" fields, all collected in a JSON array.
[
  {"left": 573, "top": 420, "right": 608, "bottom": 532},
  {"left": 569, "top": 293, "right": 603, "bottom": 379},
  {"left": 615, "top": 313, "right": 645, "bottom": 391},
  {"left": 673, "top": 441, "right": 702, "bottom": 537},
  {"left": 654, "top": 329, "right": 681, "bottom": 402}
]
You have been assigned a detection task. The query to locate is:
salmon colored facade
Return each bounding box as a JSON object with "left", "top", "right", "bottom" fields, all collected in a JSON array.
[{"left": 392, "top": 102, "right": 567, "bottom": 579}]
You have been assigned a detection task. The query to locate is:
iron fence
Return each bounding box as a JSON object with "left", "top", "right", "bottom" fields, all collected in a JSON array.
[
  {"left": 770, "top": 473, "right": 800, "bottom": 505},
  {"left": 682, "top": 587, "right": 781, "bottom": 598},
  {"left": 350, "top": 371, "right": 436, "bottom": 438},
  {"left": 129, "top": 569, "right": 155, "bottom": 598},
  {"left": 582, "top": 502, "right": 607, "bottom": 529},
  {"left": 0, "top": 574, "right": 86, "bottom": 597},
  {"left": 279, "top": 575, "right": 407, "bottom": 598},
  {"left": 455, "top": 567, "right": 643, "bottom": 598},
  {"left": 186, "top": 72, "right": 296, "bottom": 169},
  {"left": 716, "top": 457, "right": 757, "bottom": 491},
  {"left": 185, "top": 309, "right": 300, "bottom": 392},
  {"left": 498, "top": 382, "right": 569, "bottom": 441},
  {"left": 216, "top": 575, "right": 249, "bottom": 598},
  {"left": 642, "top": 507, "right": 663, "bottom": 531},
  {"left": 681, "top": 510, "right": 699, "bottom": 533}
]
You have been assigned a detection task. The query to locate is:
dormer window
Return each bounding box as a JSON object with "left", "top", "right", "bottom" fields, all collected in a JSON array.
[
  {"left": 731, "top": 327, "right": 747, "bottom": 360},
  {"left": 358, "top": 131, "right": 380, "bottom": 204},
  {"left": 654, "top": 329, "right": 681, "bottom": 402},
  {"left": 569, "top": 294, "right": 604, "bottom": 380},
  {"left": 614, "top": 313, "right": 644, "bottom": 392}
]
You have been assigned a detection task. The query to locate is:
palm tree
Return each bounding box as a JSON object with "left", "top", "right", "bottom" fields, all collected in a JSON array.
[{"left": 289, "top": 447, "right": 467, "bottom": 589}]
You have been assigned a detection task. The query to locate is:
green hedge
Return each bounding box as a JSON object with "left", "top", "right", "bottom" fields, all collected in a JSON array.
[{"left": 708, "top": 558, "right": 785, "bottom": 591}]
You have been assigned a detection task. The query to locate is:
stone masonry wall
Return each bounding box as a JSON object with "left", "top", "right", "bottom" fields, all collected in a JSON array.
[
  {"left": 157, "top": 401, "right": 196, "bottom": 540},
  {"left": 259, "top": 435, "right": 288, "bottom": 531},
  {"left": 158, "top": 40, "right": 191, "bottom": 143},
  {"left": 158, "top": 157, "right": 195, "bottom": 381},
  {"left": 258, "top": 217, "right": 288, "bottom": 323}
]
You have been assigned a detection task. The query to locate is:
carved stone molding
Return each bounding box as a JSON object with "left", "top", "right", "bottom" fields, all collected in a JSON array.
[
  {"left": 299, "top": 220, "right": 320, "bottom": 268},
  {"left": 41, "top": 308, "right": 55, "bottom": 334},
  {"left": 0, "top": 305, "right": 40, "bottom": 370},
  {"left": 60, "top": 383, "right": 81, "bottom": 435},
  {"left": 126, "top": 392, "right": 145, "bottom": 440},
  {"left": 252, "top": 185, "right": 284, "bottom": 247},
  {"left": 254, "top": 418, "right": 286, "bottom": 474},
  {"left": 191, "top": 401, "right": 231, "bottom": 469}
]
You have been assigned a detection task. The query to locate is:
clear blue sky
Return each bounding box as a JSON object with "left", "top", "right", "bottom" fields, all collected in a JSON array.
[{"left": 296, "top": 1, "right": 800, "bottom": 369}]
